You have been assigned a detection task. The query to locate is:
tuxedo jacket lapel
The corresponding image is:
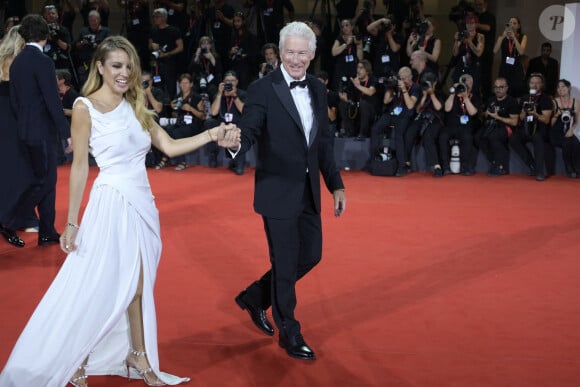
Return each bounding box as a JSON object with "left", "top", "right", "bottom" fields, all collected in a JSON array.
[{"left": 306, "top": 77, "right": 320, "bottom": 147}]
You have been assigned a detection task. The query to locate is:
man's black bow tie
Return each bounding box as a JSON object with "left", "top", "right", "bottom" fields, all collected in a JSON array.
[{"left": 289, "top": 80, "right": 308, "bottom": 89}]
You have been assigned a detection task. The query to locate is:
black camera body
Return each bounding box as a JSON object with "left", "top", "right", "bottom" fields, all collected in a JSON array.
[
  {"left": 450, "top": 83, "right": 466, "bottom": 94},
  {"left": 224, "top": 82, "right": 233, "bottom": 92},
  {"left": 416, "top": 21, "right": 429, "bottom": 36},
  {"left": 83, "top": 34, "right": 97, "bottom": 47},
  {"left": 522, "top": 101, "right": 536, "bottom": 113},
  {"left": 201, "top": 47, "right": 209, "bottom": 54},
  {"left": 457, "top": 30, "right": 469, "bottom": 41},
  {"left": 142, "top": 80, "right": 150, "bottom": 89},
  {"left": 419, "top": 71, "right": 437, "bottom": 91},
  {"left": 48, "top": 23, "right": 60, "bottom": 38}
]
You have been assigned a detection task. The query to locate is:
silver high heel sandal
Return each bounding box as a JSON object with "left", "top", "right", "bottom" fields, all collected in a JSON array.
[
  {"left": 69, "top": 364, "right": 88, "bottom": 387},
  {"left": 125, "top": 349, "right": 166, "bottom": 386}
]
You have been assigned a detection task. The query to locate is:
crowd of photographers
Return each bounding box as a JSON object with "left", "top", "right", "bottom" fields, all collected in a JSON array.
[{"left": 1, "top": 0, "right": 578, "bottom": 179}]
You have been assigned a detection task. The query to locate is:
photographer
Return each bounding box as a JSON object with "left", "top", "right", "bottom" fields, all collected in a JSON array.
[
  {"left": 331, "top": 19, "right": 363, "bottom": 91},
  {"left": 355, "top": 0, "right": 377, "bottom": 61},
  {"left": 366, "top": 16, "right": 402, "bottom": 80},
  {"left": 229, "top": 11, "right": 258, "bottom": 90},
  {"left": 440, "top": 74, "right": 479, "bottom": 175},
  {"left": 148, "top": 8, "right": 183, "bottom": 99},
  {"left": 43, "top": 5, "right": 72, "bottom": 72},
  {"left": 479, "top": 77, "right": 519, "bottom": 176},
  {"left": 475, "top": 0, "right": 496, "bottom": 100},
  {"left": 142, "top": 70, "right": 170, "bottom": 116},
  {"left": 406, "top": 17, "right": 440, "bottom": 75},
  {"left": 404, "top": 71, "right": 445, "bottom": 177},
  {"left": 548, "top": 79, "right": 580, "bottom": 178},
  {"left": 118, "top": 0, "right": 151, "bottom": 71},
  {"left": 338, "top": 59, "right": 377, "bottom": 139},
  {"left": 317, "top": 71, "right": 340, "bottom": 136},
  {"left": 451, "top": 15, "right": 484, "bottom": 99},
  {"left": 493, "top": 17, "right": 527, "bottom": 98},
  {"left": 204, "top": 70, "right": 247, "bottom": 174},
  {"left": 509, "top": 73, "right": 552, "bottom": 181},
  {"left": 188, "top": 36, "right": 222, "bottom": 98},
  {"left": 258, "top": 42, "right": 279, "bottom": 79},
  {"left": 74, "top": 10, "right": 110, "bottom": 87},
  {"left": 369, "top": 66, "right": 420, "bottom": 176},
  {"left": 155, "top": 73, "right": 206, "bottom": 171}
]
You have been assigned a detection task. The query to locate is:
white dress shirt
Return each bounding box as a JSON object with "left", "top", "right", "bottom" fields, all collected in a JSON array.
[{"left": 280, "top": 65, "right": 314, "bottom": 146}]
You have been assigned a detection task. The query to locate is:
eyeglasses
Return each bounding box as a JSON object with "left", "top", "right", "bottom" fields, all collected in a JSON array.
[{"left": 494, "top": 85, "right": 507, "bottom": 89}]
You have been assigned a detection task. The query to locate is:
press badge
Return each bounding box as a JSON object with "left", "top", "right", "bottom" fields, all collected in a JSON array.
[
  {"left": 224, "top": 113, "right": 233, "bottom": 123},
  {"left": 345, "top": 55, "right": 354, "bottom": 63},
  {"left": 214, "top": 22, "right": 221, "bottom": 29},
  {"left": 44, "top": 44, "right": 51, "bottom": 52},
  {"left": 460, "top": 115, "right": 469, "bottom": 124},
  {"left": 184, "top": 115, "right": 193, "bottom": 125},
  {"left": 207, "top": 74, "right": 214, "bottom": 83},
  {"left": 381, "top": 54, "right": 390, "bottom": 63},
  {"left": 505, "top": 57, "right": 515, "bottom": 65},
  {"left": 168, "top": 9, "right": 174, "bottom": 15},
  {"left": 153, "top": 75, "right": 161, "bottom": 83},
  {"left": 527, "top": 115, "right": 534, "bottom": 122},
  {"left": 263, "top": 8, "right": 273, "bottom": 16},
  {"left": 132, "top": 19, "right": 140, "bottom": 25},
  {"left": 393, "top": 106, "right": 403, "bottom": 116}
]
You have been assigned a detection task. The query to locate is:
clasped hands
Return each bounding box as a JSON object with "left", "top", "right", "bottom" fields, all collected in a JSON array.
[{"left": 212, "top": 123, "right": 241, "bottom": 149}]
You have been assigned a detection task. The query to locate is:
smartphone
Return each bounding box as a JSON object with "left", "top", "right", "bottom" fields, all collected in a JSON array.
[{"left": 505, "top": 23, "right": 512, "bottom": 30}]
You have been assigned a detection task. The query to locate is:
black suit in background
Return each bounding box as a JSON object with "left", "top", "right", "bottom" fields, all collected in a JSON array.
[
  {"left": 7, "top": 44, "right": 70, "bottom": 239},
  {"left": 235, "top": 67, "right": 345, "bottom": 342}
]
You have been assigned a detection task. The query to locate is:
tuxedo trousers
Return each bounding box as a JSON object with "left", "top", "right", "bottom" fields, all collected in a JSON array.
[{"left": 244, "top": 176, "right": 323, "bottom": 338}]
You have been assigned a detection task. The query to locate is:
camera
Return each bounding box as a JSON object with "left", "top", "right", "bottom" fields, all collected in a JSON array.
[
  {"left": 419, "top": 72, "right": 437, "bottom": 91},
  {"left": 172, "top": 97, "right": 183, "bottom": 110},
  {"left": 224, "top": 82, "right": 233, "bottom": 92},
  {"left": 83, "top": 34, "right": 97, "bottom": 47},
  {"left": 416, "top": 21, "right": 429, "bottom": 36},
  {"left": 201, "top": 47, "right": 209, "bottom": 54},
  {"left": 142, "top": 80, "right": 150, "bottom": 89},
  {"left": 487, "top": 102, "right": 499, "bottom": 113},
  {"left": 151, "top": 45, "right": 168, "bottom": 59},
  {"left": 561, "top": 109, "right": 573, "bottom": 123},
  {"left": 231, "top": 47, "right": 244, "bottom": 61},
  {"left": 48, "top": 23, "right": 59, "bottom": 38},
  {"left": 522, "top": 101, "right": 536, "bottom": 113},
  {"left": 339, "top": 76, "right": 350, "bottom": 94},
  {"left": 449, "top": 83, "right": 466, "bottom": 95},
  {"left": 363, "top": 36, "right": 372, "bottom": 54},
  {"left": 383, "top": 19, "right": 393, "bottom": 32},
  {"left": 199, "top": 77, "right": 207, "bottom": 90},
  {"left": 505, "top": 22, "right": 512, "bottom": 30},
  {"left": 457, "top": 30, "right": 469, "bottom": 41}
]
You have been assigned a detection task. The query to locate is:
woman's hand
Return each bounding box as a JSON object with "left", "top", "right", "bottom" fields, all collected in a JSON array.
[{"left": 60, "top": 224, "right": 79, "bottom": 254}]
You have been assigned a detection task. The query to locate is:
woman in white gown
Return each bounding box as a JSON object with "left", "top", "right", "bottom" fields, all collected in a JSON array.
[{"left": 0, "top": 36, "right": 239, "bottom": 387}]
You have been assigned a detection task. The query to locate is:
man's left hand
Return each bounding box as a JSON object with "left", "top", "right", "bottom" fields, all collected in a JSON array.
[{"left": 333, "top": 189, "right": 346, "bottom": 217}]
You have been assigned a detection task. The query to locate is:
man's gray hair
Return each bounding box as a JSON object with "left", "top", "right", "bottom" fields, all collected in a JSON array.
[
  {"left": 153, "top": 8, "right": 168, "bottom": 17},
  {"left": 279, "top": 21, "right": 316, "bottom": 53}
]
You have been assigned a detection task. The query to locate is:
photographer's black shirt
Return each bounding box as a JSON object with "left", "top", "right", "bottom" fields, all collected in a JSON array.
[
  {"left": 76, "top": 26, "right": 111, "bottom": 64},
  {"left": 44, "top": 24, "right": 72, "bottom": 69},
  {"left": 446, "top": 93, "right": 480, "bottom": 127},
  {"left": 418, "top": 90, "right": 445, "bottom": 123},
  {"left": 150, "top": 25, "right": 181, "bottom": 65},
  {"left": 216, "top": 89, "right": 247, "bottom": 124},
  {"left": 518, "top": 92, "right": 552, "bottom": 131},
  {"left": 388, "top": 83, "right": 420, "bottom": 119},
  {"left": 486, "top": 95, "right": 519, "bottom": 128},
  {"left": 373, "top": 31, "right": 403, "bottom": 78}
]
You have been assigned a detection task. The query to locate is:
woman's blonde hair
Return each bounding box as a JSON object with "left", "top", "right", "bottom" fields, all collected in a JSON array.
[
  {"left": 82, "top": 36, "right": 156, "bottom": 131},
  {"left": 0, "top": 25, "right": 24, "bottom": 80}
]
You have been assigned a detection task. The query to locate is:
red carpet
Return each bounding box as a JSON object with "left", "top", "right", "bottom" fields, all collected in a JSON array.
[{"left": 1, "top": 165, "right": 579, "bottom": 386}]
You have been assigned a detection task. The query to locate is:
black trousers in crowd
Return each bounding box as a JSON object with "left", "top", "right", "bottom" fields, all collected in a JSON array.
[
  {"left": 479, "top": 124, "right": 511, "bottom": 171},
  {"left": 339, "top": 100, "right": 376, "bottom": 137},
  {"left": 370, "top": 113, "right": 411, "bottom": 165},
  {"left": 439, "top": 124, "right": 474, "bottom": 171},
  {"left": 547, "top": 129, "right": 580, "bottom": 175},
  {"left": 404, "top": 118, "right": 443, "bottom": 168},
  {"left": 509, "top": 124, "right": 546, "bottom": 175}
]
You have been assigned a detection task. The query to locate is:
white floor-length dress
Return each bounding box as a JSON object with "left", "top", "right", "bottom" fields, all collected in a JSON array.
[{"left": 0, "top": 98, "right": 190, "bottom": 386}]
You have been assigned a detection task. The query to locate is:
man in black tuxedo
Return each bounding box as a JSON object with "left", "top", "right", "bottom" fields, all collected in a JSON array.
[
  {"left": 231, "top": 21, "right": 347, "bottom": 361},
  {"left": 3, "top": 14, "right": 71, "bottom": 247}
]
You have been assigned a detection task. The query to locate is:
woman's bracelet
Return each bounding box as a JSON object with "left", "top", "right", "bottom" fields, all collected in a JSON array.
[{"left": 66, "top": 222, "right": 79, "bottom": 230}]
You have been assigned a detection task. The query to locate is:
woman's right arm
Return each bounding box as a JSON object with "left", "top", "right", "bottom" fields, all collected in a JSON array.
[
  {"left": 66, "top": 101, "right": 91, "bottom": 227},
  {"left": 60, "top": 101, "right": 91, "bottom": 252},
  {"left": 331, "top": 39, "right": 346, "bottom": 56}
]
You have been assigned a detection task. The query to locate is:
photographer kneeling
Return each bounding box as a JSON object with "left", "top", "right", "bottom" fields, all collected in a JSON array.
[
  {"left": 479, "top": 77, "right": 520, "bottom": 176},
  {"left": 338, "top": 59, "right": 378, "bottom": 139},
  {"left": 509, "top": 73, "right": 552, "bottom": 181},
  {"left": 440, "top": 74, "right": 480, "bottom": 175}
]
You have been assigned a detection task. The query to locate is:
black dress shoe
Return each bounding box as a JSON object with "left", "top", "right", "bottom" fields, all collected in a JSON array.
[
  {"left": 279, "top": 334, "right": 316, "bottom": 360},
  {"left": 38, "top": 234, "right": 60, "bottom": 246},
  {"left": 0, "top": 224, "right": 25, "bottom": 248},
  {"left": 235, "top": 291, "right": 274, "bottom": 336}
]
